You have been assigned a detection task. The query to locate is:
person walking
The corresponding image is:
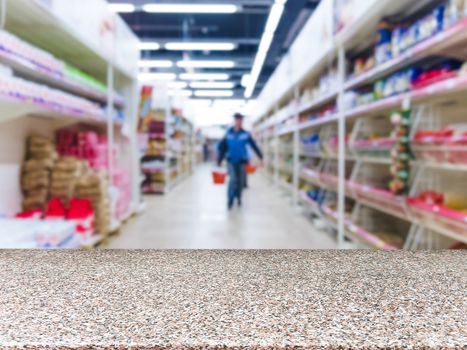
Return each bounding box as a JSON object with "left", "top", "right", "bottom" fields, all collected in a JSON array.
[{"left": 217, "top": 113, "right": 263, "bottom": 209}]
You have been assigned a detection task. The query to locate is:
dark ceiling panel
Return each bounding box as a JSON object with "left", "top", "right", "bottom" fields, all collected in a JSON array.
[{"left": 110, "top": 0, "right": 319, "bottom": 99}]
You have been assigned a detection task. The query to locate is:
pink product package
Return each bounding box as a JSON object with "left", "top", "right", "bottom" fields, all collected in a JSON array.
[{"left": 56, "top": 129, "right": 118, "bottom": 170}]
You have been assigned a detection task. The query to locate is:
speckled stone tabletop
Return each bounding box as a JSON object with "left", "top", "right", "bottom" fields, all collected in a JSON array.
[{"left": 0, "top": 250, "right": 465, "bottom": 350}]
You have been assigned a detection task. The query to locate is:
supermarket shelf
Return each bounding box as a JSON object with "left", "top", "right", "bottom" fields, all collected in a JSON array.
[
  {"left": 409, "top": 205, "right": 467, "bottom": 245},
  {"left": 355, "top": 196, "right": 409, "bottom": 222},
  {"left": 299, "top": 191, "right": 322, "bottom": 216},
  {"left": 345, "top": 19, "right": 467, "bottom": 90},
  {"left": 5, "top": 0, "right": 136, "bottom": 82},
  {"left": 414, "top": 161, "right": 467, "bottom": 172},
  {"left": 297, "top": 114, "right": 339, "bottom": 131},
  {"left": 278, "top": 164, "right": 294, "bottom": 175},
  {"left": 0, "top": 49, "right": 124, "bottom": 107},
  {"left": 345, "top": 222, "right": 398, "bottom": 250},
  {"left": 346, "top": 74, "right": 467, "bottom": 119},
  {"left": 277, "top": 125, "right": 296, "bottom": 136},
  {"left": 298, "top": 90, "right": 338, "bottom": 114},
  {"left": 0, "top": 94, "right": 111, "bottom": 125},
  {"left": 300, "top": 152, "right": 326, "bottom": 159},
  {"left": 354, "top": 156, "right": 392, "bottom": 165},
  {"left": 300, "top": 168, "right": 321, "bottom": 185}
]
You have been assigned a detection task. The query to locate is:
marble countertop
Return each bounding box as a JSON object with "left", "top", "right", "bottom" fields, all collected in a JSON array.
[{"left": 0, "top": 250, "right": 465, "bottom": 350}]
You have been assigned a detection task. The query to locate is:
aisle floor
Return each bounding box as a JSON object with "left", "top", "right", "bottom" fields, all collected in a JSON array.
[{"left": 107, "top": 166, "right": 337, "bottom": 249}]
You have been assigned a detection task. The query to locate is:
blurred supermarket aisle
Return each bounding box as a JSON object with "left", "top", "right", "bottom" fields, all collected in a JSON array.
[{"left": 107, "top": 165, "right": 336, "bottom": 249}]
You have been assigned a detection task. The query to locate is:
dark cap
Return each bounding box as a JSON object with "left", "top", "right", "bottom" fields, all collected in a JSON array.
[{"left": 233, "top": 113, "right": 245, "bottom": 120}]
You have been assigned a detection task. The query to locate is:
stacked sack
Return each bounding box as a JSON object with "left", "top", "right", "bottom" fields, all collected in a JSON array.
[
  {"left": 50, "top": 157, "right": 87, "bottom": 206},
  {"left": 21, "top": 135, "right": 57, "bottom": 211},
  {"left": 75, "top": 170, "right": 111, "bottom": 235}
]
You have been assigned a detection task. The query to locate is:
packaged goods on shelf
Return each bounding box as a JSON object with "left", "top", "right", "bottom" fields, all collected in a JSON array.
[
  {"left": 75, "top": 171, "right": 111, "bottom": 235},
  {"left": 301, "top": 133, "right": 321, "bottom": 157},
  {"left": 389, "top": 111, "right": 411, "bottom": 195},
  {"left": 21, "top": 135, "right": 57, "bottom": 211},
  {"left": 0, "top": 70, "right": 105, "bottom": 118},
  {"left": 50, "top": 157, "right": 87, "bottom": 205},
  {"left": 346, "top": 59, "right": 462, "bottom": 109},
  {"left": 64, "top": 64, "right": 106, "bottom": 94},
  {"left": 0, "top": 218, "right": 77, "bottom": 249},
  {"left": 0, "top": 31, "right": 123, "bottom": 103},
  {"left": 299, "top": 105, "right": 336, "bottom": 124},
  {"left": 56, "top": 128, "right": 118, "bottom": 170},
  {"left": 413, "top": 127, "right": 467, "bottom": 165},
  {"left": 346, "top": 206, "right": 409, "bottom": 250},
  {"left": 0, "top": 30, "right": 64, "bottom": 77}
]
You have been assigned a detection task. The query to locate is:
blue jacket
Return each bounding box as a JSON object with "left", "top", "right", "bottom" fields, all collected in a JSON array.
[{"left": 218, "top": 128, "right": 263, "bottom": 165}]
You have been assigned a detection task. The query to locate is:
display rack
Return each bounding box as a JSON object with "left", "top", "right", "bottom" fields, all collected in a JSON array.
[
  {"left": 254, "top": 0, "right": 467, "bottom": 250},
  {"left": 0, "top": 0, "right": 140, "bottom": 249},
  {"left": 140, "top": 101, "right": 196, "bottom": 195}
]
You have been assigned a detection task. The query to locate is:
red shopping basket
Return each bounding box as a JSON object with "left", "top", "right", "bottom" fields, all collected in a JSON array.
[
  {"left": 212, "top": 171, "right": 227, "bottom": 185},
  {"left": 246, "top": 162, "right": 257, "bottom": 174}
]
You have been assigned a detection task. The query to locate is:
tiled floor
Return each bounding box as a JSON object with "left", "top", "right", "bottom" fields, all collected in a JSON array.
[{"left": 107, "top": 165, "right": 337, "bottom": 249}]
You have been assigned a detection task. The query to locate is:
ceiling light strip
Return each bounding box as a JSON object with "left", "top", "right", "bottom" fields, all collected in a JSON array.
[
  {"left": 142, "top": 4, "right": 238, "bottom": 14},
  {"left": 177, "top": 60, "right": 235, "bottom": 68},
  {"left": 108, "top": 3, "right": 135, "bottom": 13},
  {"left": 194, "top": 90, "right": 234, "bottom": 97},
  {"left": 190, "top": 82, "right": 235, "bottom": 89},
  {"left": 180, "top": 73, "right": 230, "bottom": 81},
  {"left": 138, "top": 42, "right": 161, "bottom": 51},
  {"left": 244, "top": 0, "right": 287, "bottom": 98},
  {"left": 165, "top": 42, "right": 236, "bottom": 51}
]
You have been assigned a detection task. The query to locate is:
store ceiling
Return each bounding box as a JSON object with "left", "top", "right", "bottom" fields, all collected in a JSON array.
[{"left": 108, "top": 0, "right": 320, "bottom": 99}]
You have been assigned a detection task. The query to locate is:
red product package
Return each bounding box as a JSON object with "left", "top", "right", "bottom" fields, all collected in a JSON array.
[
  {"left": 67, "top": 198, "right": 95, "bottom": 237},
  {"left": 45, "top": 197, "right": 67, "bottom": 219},
  {"left": 16, "top": 209, "right": 43, "bottom": 219},
  {"left": 419, "top": 191, "right": 444, "bottom": 206}
]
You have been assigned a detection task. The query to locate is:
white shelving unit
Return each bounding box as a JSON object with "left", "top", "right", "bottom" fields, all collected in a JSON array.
[
  {"left": 140, "top": 98, "right": 196, "bottom": 195},
  {"left": 254, "top": 0, "right": 467, "bottom": 250},
  {"left": 0, "top": 0, "right": 140, "bottom": 248}
]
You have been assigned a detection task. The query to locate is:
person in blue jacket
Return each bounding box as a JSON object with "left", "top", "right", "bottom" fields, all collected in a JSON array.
[{"left": 217, "top": 113, "right": 263, "bottom": 209}]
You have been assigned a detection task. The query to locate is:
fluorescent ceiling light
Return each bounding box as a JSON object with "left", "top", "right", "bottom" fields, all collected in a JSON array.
[
  {"left": 108, "top": 3, "right": 135, "bottom": 13},
  {"left": 168, "top": 90, "right": 193, "bottom": 97},
  {"left": 138, "top": 60, "right": 173, "bottom": 68},
  {"left": 257, "top": 32, "right": 274, "bottom": 54},
  {"left": 244, "top": 0, "right": 288, "bottom": 98},
  {"left": 177, "top": 60, "right": 235, "bottom": 69},
  {"left": 142, "top": 4, "right": 238, "bottom": 14},
  {"left": 165, "top": 42, "right": 236, "bottom": 51},
  {"left": 138, "top": 42, "right": 161, "bottom": 51},
  {"left": 241, "top": 74, "right": 251, "bottom": 88},
  {"left": 168, "top": 81, "right": 188, "bottom": 89},
  {"left": 180, "top": 73, "right": 230, "bottom": 81},
  {"left": 195, "top": 90, "right": 234, "bottom": 97},
  {"left": 264, "top": 3, "right": 285, "bottom": 34},
  {"left": 190, "top": 82, "right": 235, "bottom": 89},
  {"left": 138, "top": 73, "right": 176, "bottom": 81}
]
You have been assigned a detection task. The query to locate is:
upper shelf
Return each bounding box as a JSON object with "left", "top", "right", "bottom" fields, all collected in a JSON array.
[
  {"left": 346, "top": 74, "right": 467, "bottom": 119},
  {"left": 345, "top": 18, "right": 467, "bottom": 90},
  {"left": 0, "top": 94, "right": 121, "bottom": 127},
  {"left": 0, "top": 46, "right": 125, "bottom": 108},
  {"left": 4, "top": 0, "right": 138, "bottom": 84}
]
